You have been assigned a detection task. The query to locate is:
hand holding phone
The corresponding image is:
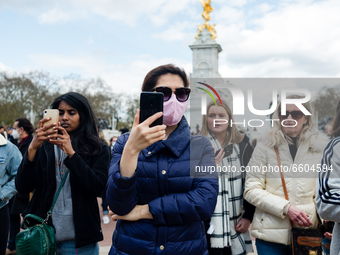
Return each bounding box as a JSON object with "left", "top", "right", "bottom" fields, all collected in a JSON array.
[
  {"left": 215, "top": 144, "right": 233, "bottom": 158},
  {"left": 28, "top": 109, "right": 59, "bottom": 160},
  {"left": 119, "top": 109, "right": 166, "bottom": 177}
]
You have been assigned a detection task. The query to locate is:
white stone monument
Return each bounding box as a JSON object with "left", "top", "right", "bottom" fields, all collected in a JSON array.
[{"left": 190, "top": 28, "right": 222, "bottom": 79}]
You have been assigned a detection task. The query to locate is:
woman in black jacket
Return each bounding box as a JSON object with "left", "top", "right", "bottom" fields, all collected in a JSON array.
[
  {"left": 15, "top": 92, "right": 110, "bottom": 255},
  {"left": 200, "top": 100, "right": 255, "bottom": 255}
]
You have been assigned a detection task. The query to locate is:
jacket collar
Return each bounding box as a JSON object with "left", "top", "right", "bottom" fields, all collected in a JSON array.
[
  {"left": 277, "top": 130, "right": 313, "bottom": 146},
  {"left": 261, "top": 130, "right": 329, "bottom": 153},
  {"left": 0, "top": 134, "right": 7, "bottom": 146},
  {"left": 19, "top": 135, "right": 32, "bottom": 149},
  {"left": 241, "top": 134, "right": 250, "bottom": 144},
  {"left": 142, "top": 117, "right": 190, "bottom": 158}
]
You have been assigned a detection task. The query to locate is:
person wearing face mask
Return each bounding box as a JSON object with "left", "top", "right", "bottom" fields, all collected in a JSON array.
[
  {"left": 6, "top": 118, "right": 34, "bottom": 255},
  {"left": 106, "top": 64, "right": 218, "bottom": 255},
  {"left": 13, "top": 118, "right": 34, "bottom": 156},
  {"left": 109, "top": 136, "right": 118, "bottom": 152}
]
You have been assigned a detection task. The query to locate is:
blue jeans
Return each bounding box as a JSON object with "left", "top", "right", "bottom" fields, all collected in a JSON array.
[
  {"left": 102, "top": 197, "right": 108, "bottom": 215},
  {"left": 56, "top": 240, "right": 99, "bottom": 255},
  {"left": 321, "top": 237, "right": 331, "bottom": 255},
  {"left": 256, "top": 239, "right": 292, "bottom": 255}
]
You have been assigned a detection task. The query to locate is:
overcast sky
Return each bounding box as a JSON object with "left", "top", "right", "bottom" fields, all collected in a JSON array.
[{"left": 1, "top": 0, "right": 340, "bottom": 94}]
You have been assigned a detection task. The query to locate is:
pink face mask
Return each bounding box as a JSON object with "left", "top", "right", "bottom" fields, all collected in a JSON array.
[{"left": 163, "top": 94, "right": 189, "bottom": 126}]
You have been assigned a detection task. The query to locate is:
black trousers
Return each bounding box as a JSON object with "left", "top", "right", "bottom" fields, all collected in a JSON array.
[
  {"left": 207, "top": 233, "right": 232, "bottom": 255},
  {"left": 8, "top": 213, "right": 20, "bottom": 250},
  {"left": 209, "top": 247, "right": 232, "bottom": 255},
  {"left": 0, "top": 204, "right": 9, "bottom": 255}
]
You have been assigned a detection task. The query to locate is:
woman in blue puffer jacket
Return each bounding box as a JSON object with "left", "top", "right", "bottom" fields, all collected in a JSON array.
[{"left": 106, "top": 64, "right": 219, "bottom": 255}]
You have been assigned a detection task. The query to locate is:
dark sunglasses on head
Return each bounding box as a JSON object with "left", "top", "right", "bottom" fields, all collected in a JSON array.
[
  {"left": 152, "top": 86, "right": 191, "bottom": 102},
  {"left": 280, "top": 111, "right": 304, "bottom": 120}
]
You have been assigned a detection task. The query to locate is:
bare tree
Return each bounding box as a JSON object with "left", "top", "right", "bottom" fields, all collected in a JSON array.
[
  {"left": 0, "top": 71, "right": 129, "bottom": 129},
  {"left": 312, "top": 87, "right": 340, "bottom": 121},
  {"left": 73, "top": 77, "right": 123, "bottom": 121},
  {"left": 126, "top": 94, "right": 140, "bottom": 127},
  {"left": 0, "top": 72, "right": 55, "bottom": 126}
]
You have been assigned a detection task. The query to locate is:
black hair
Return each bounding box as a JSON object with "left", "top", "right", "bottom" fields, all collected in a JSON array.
[
  {"left": 141, "top": 64, "right": 189, "bottom": 91},
  {"left": 15, "top": 118, "right": 34, "bottom": 135},
  {"left": 51, "top": 92, "right": 102, "bottom": 158}
]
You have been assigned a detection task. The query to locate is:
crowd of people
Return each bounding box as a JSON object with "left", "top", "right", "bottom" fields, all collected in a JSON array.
[{"left": 0, "top": 63, "right": 339, "bottom": 255}]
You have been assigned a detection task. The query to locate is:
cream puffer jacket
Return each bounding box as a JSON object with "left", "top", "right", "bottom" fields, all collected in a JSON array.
[{"left": 244, "top": 130, "right": 328, "bottom": 245}]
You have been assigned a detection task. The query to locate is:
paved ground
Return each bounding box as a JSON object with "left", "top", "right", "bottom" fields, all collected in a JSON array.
[{"left": 97, "top": 198, "right": 258, "bottom": 255}]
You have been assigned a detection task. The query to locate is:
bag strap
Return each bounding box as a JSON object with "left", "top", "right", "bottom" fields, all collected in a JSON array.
[
  {"left": 275, "top": 147, "right": 322, "bottom": 228},
  {"left": 43, "top": 169, "right": 70, "bottom": 224},
  {"left": 274, "top": 147, "right": 294, "bottom": 228},
  {"left": 274, "top": 148, "right": 289, "bottom": 201},
  {"left": 23, "top": 214, "right": 45, "bottom": 224}
]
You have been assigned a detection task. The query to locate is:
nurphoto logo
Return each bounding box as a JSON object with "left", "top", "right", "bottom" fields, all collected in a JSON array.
[{"left": 197, "top": 82, "right": 312, "bottom": 128}]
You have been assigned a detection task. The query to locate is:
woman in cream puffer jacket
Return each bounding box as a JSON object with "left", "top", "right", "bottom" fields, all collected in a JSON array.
[{"left": 244, "top": 95, "right": 329, "bottom": 254}]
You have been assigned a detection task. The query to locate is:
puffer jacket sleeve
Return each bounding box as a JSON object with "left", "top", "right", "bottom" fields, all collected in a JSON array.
[
  {"left": 244, "top": 141, "right": 290, "bottom": 219},
  {"left": 316, "top": 138, "right": 340, "bottom": 222},
  {"left": 148, "top": 136, "right": 218, "bottom": 225},
  {"left": 106, "top": 134, "right": 139, "bottom": 216}
]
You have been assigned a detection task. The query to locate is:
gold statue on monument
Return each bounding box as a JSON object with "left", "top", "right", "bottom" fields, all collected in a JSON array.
[
  {"left": 195, "top": 0, "right": 217, "bottom": 40},
  {"left": 200, "top": 0, "right": 214, "bottom": 21}
]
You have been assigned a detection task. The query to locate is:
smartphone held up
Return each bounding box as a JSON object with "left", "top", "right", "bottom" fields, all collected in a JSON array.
[
  {"left": 215, "top": 144, "right": 233, "bottom": 158},
  {"left": 139, "top": 92, "right": 163, "bottom": 127},
  {"left": 42, "top": 109, "right": 59, "bottom": 131}
]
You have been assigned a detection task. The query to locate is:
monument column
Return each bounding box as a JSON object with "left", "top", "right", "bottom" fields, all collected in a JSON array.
[{"left": 190, "top": 29, "right": 222, "bottom": 78}]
